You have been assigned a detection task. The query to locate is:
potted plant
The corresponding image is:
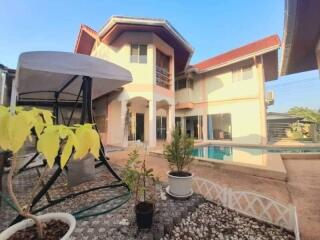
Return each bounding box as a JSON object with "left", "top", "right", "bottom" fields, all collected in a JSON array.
[
  {"left": 0, "top": 106, "right": 100, "bottom": 240},
  {"left": 122, "top": 148, "right": 158, "bottom": 229},
  {"left": 164, "top": 127, "right": 194, "bottom": 198}
]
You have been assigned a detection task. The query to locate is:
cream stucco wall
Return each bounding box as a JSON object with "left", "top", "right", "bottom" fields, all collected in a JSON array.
[
  {"left": 91, "top": 32, "right": 175, "bottom": 147},
  {"left": 176, "top": 57, "right": 268, "bottom": 145},
  {"left": 91, "top": 30, "right": 269, "bottom": 146}
]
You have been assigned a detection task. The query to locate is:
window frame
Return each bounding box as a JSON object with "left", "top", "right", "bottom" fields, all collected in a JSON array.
[
  {"left": 130, "top": 44, "right": 148, "bottom": 64},
  {"left": 207, "top": 113, "right": 232, "bottom": 140},
  {"left": 232, "top": 65, "right": 253, "bottom": 82},
  {"left": 175, "top": 78, "right": 187, "bottom": 91}
]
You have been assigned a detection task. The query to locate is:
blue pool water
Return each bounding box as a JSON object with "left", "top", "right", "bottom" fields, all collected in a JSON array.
[{"left": 192, "top": 145, "right": 320, "bottom": 161}]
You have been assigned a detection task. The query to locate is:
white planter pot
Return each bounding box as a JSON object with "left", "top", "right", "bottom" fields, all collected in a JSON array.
[
  {"left": 167, "top": 171, "right": 193, "bottom": 197},
  {"left": 0, "top": 212, "right": 76, "bottom": 240}
]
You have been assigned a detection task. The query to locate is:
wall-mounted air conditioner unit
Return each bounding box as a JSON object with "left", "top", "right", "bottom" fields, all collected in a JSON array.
[{"left": 265, "top": 91, "right": 274, "bottom": 106}]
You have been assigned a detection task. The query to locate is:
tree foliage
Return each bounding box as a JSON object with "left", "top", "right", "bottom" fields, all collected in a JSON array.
[
  {"left": 0, "top": 106, "right": 100, "bottom": 168},
  {"left": 163, "top": 128, "right": 194, "bottom": 173},
  {"left": 0, "top": 106, "right": 101, "bottom": 239},
  {"left": 288, "top": 107, "right": 320, "bottom": 124},
  {"left": 121, "top": 149, "right": 158, "bottom": 203}
]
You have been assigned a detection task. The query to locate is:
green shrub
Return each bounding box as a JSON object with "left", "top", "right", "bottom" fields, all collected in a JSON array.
[{"left": 163, "top": 128, "right": 194, "bottom": 173}]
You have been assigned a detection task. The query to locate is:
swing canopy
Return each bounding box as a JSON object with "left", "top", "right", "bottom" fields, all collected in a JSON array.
[{"left": 16, "top": 51, "right": 132, "bottom": 102}]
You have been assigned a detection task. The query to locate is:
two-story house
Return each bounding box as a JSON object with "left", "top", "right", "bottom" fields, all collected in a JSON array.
[
  {"left": 75, "top": 16, "right": 193, "bottom": 147},
  {"left": 75, "top": 16, "right": 280, "bottom": 147}
]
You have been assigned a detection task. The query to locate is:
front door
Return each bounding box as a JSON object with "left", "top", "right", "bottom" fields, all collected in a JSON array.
[{"left": 136, "top": 113, "right": 144, "bottom": 141}]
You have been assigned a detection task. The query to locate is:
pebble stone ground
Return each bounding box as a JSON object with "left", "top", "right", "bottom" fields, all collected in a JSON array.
[{"left": 161, "top": 202, "right": 295, "bottom": 240}]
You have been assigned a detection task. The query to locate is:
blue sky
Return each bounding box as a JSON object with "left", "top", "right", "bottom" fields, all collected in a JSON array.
[{"left": 1, "top": 0, "right": 319, "bottom": 112}]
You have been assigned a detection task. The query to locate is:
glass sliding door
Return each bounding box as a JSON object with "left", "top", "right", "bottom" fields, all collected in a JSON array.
[
  {"left": 185, "top": 116, "right": 203, "bottom": 139},
  {"left": 175, "top": 117, "right": 182, "bottom": 132},
  {"left": 207, "top": 113, "right": 232, "bottom": 140}
]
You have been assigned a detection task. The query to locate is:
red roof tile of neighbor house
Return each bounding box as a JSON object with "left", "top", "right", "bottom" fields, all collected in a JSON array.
[{"left": 193, "top": 35, "right": 281, "bottom": 72}]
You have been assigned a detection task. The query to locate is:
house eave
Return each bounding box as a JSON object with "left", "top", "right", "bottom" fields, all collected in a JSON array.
[
  {"left": 197, "top": 45, "right": 279, "bottom": 75},
  {"left": 98, "top": 16, "right": 194, "bottom": 54}
]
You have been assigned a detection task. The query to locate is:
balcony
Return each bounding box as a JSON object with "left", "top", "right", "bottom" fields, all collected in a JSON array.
[
  {"left": 175, "top": 87, "right": 193, "bottom": 109},
  {"left": 156, "top": 66, "right": 170, "bottom": 89}
]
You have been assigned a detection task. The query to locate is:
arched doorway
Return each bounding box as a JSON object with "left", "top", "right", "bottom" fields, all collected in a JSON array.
[{"left": 126, "top": 96, "right": 149, "bottom": 143}]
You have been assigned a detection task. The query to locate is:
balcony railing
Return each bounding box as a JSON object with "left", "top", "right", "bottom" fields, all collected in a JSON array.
[{"left": 156, "top": 66, "right": 170, "bottom": 89}]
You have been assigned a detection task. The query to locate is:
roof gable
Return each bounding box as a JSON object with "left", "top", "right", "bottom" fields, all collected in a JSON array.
[{"left": 74, "top": 25, "right": 98, "bottom": 55}]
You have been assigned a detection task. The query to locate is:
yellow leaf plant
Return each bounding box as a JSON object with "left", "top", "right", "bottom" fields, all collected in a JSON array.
[{"left": 0, "top": 106, "right": 101, "bottom": 239}]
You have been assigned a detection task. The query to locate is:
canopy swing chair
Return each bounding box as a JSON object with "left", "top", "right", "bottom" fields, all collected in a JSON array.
[{"left": 8, "top": 51, "right": 132, "bottom": 225}]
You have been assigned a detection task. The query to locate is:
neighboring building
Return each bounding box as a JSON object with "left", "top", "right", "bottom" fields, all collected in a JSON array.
[
  {"left": 281, "top": 0, "right": 320, "bottom": 76},
  {"left": 279, "top": 0, "right": 320, "bottom": 143},
  {"left": 0, "top": 64, "right": 15, "bottom": 106},
  {"left": 267, "top": 112, "right": 318, "bottom": 142},
  {"left": 75, "top": 16, "right": 280, "bottom": 147}
]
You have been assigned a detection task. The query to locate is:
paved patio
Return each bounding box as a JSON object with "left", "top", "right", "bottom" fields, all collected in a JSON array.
[
  {"left": 1, "top": 149, "right": 319, "bottom": 239},
  {"left": 108, "top": 149, "right": 320, "bottom": 240}
]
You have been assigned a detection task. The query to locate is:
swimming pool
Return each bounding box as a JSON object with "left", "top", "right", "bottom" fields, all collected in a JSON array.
[{"left": 192, "top": 144, "right": 320, "bottom": 161}]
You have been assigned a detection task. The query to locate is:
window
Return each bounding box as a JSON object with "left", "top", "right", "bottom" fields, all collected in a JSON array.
[
  {"left": 207, "top": 113, "right": 232, "bottom": 140},
  {"left": 232, "top": 65, "right": 253, "bottom": 82},
  {"left": 130, "top": 44, "right": 147, "bottom": 63},
  {"left": 242, "top": 66, "right": 253, "bottom": 80},
  {"left": 156, "top": 116, "right": 167, "bottom": 140},
  {"left": 232, "top": 69, "right": 241, "bottom": 82},
  {"left": 156, "top": 49, "right": 170, "bottom": 72},
  {"left": 175, "top": 78, "right": 187, "bottom": 90}
]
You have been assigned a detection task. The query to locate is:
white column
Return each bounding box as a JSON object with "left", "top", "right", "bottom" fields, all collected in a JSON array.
[
  {"left": 256, "top": 56, "right": 268, "bottom": 145},
  {"left": 148, "top": 100, "right": 156, "bottom": 148},
  {"left": 120, "top": 100, "right": 128, "bottom": 147},
  {"left": 202, "top": 113, "right": 208, "bottom": 141},
  {"left": 167, "top": 104, "right": 175, "bottom": 142}
]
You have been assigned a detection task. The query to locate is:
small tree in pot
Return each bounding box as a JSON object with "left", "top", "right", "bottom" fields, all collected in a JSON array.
[
  {"left": 122, "top": 148, "right": 158, "bottom": 229},
  {"left": 164, "top": 127, "right": 194, "bottom": 198}
]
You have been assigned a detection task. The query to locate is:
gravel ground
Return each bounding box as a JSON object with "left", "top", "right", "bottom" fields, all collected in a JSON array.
[{"left": 161, "top": 202, "right": 295, "bottom": 240}]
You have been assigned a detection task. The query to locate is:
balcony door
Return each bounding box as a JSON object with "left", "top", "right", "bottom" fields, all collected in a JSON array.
[{"left": 156, "top": 49, "right": 170, "bottom": 89}]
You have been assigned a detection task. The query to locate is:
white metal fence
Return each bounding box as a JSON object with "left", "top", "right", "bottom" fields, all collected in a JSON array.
[{"left": 193, "top": 177, "right": 300, "bottom": 240}]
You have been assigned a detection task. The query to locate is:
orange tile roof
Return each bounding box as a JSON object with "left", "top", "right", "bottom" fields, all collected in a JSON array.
[{"left": 193, "top": 35, "right": 280, "bottom": 71}]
